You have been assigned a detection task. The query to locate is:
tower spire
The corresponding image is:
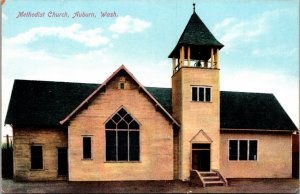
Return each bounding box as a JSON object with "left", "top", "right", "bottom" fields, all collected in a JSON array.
[{"left": 193, "top": 3, "right": 195, "bottom": 13}]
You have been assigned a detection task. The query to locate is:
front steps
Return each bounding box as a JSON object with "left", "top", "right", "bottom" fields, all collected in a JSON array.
[{"left": 190, "top": 170, "right": 227, "bottom": 187}]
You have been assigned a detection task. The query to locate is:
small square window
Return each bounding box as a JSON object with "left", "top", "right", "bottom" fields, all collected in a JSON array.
[{"left": 119, "top": 83, "right": 125, "bottom": 89}]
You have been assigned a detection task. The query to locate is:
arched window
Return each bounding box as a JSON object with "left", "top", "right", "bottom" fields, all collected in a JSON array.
[{"left": 105, "top": 107, "right": 140, "bottom": 161}]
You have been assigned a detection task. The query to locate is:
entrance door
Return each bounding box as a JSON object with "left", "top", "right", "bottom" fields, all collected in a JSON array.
[
  {"left": 57, "top": 148, "right": 68, "bottom": 176},
  {"left": 192, "top": 144, "right": 210, "bottom": 171}
]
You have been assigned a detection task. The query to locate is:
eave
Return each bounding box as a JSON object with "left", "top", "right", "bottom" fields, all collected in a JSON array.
[
  {"left": 59, "top": 65, "right": 180, "bottom": 128},
  {"left": 220, "top": 128, "right": 294, "bottom": 134}
]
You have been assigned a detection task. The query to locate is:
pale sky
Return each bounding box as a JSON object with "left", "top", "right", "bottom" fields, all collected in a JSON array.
[{"left": 2, "top": 0, "right": 299, "bottom": 137}]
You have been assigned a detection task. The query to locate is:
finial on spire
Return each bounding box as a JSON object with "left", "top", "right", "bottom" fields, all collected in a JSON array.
[{"left": 193, "top": 3, "right": 196, "bottom": 13}]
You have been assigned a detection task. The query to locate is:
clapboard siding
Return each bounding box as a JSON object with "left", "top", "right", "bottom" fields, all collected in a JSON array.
[
  {"left": 13, "top": 127, "right": 67, "bottom": 181},
  {"left": 68, "top": 74, "right": 174, "bottom": 181}
]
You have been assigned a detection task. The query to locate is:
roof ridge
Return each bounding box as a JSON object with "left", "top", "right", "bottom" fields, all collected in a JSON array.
[
  {"left": 14, "top": 79, "right": 100, "bottom": 85},
  {"left": 145, "top": 86, "right": 171, "bottom": 89},
  {"left": 6, "top": 79, "right": 297, "bottom": 131},
  {"left": 221, "top": 90, "right": 274, "bottom": 95},
  {"left": 11, "top": 80, "right": 278, "bottom": 95}
]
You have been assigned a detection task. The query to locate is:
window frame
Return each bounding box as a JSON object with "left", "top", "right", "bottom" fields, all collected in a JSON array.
[
  {"left": 229, "top": 140, "right": 238, "bottom": 160},
  {"left": 191, "top": 86, "right": 212, "bottom": 102},
  {"left": 119, "top": 82, "right": 125, "bottom": 90},
  {"left": 104, "top": 107, "right": 141, "bottom": 162},
  {"left": 82, "top": 136, "right": 92, "bottom": 160},
  {"left": 228, "top": 139, "right": 258, "bottom": 161},
  {"left": 30, "top": 145, "right": 44, "bottom": 170},
  {"left": 249, "top": 140, "right": 258, "bottom": 161}
]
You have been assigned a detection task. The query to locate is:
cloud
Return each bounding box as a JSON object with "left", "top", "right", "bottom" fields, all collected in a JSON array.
[
  {"left": 109, "top": 15, "right": 151, "bottom": 34},
  {"left": 112, "top": 34, "right": 119, "bottom": 39},
  {"left": 2, "top": 37, "right": 171, "bottom": 134},
  {"left": 2, "top": 13, "right": 7, "bottom": 20},
  {"left": 6, "top": 23, "right": 110, "bottom": 47},
  {"left": 213, "top": 17, "right": 237, "bottom": 33},
  {"left": 213, "top": 8, "right": 295, "bottom": 51},
  {"left": 221, "top": 69, "right": 299, "bottom": 128},
  {"left": 2, "top": 38, "right": 116, "bottom": 135},
  {"left": 157, "top": 59, "right": 169, "bottom": 67},
  {"left": 252, "top": 46, "right": 298, "bottom": 57},
  {"left": 213, "top": 17, "right": 265, "bottom": 51},
  {"left": 3, "top": 38, "right": 113, "bottom": 80}
]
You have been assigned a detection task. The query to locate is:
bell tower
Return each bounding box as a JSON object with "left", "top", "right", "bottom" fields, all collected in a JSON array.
[{"left": 170, "top": 4, "right": 224, "bottom": 180}]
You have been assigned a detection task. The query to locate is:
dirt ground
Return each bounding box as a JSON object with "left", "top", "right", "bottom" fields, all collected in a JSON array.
[{"left": 1, "top": 178, "right": 299, "bottom": 193}]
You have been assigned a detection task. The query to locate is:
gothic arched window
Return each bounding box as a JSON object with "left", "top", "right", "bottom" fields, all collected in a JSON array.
[{"left": 105, "top": 107, "right": 140, "bottom": 161}]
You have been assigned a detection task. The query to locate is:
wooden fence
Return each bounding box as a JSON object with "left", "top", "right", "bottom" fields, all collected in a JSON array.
[{"left": 2, "top": 135, "right": 13, "bottom": 179}]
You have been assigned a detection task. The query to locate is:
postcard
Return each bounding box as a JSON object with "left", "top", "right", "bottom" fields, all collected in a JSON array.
[{"left": 2, "top": 0, "right": 299, "bottom": 193}]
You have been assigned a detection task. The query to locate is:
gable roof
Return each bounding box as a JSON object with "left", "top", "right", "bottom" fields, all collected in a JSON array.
[
  {"left": 59, "top": 65, "right": 179, "bottom": 127},
  {"left": 190, "top": 130, "right": 213, "bottom": 143},
  {"left": 169, "top": 11, "right": 223, "bottom": 58},
  {"left": 5, "top": 80, "right": 297, "bottom": 131}
]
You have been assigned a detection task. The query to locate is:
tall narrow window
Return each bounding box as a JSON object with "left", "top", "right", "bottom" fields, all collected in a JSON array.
[
  {"left": 31, "top": 146, "right": 43, "bottom": 169},
  {"left": 249, "top": 140, "right": 258, "bottom": 160},
  {"left": 192, "top": 87, "right": 198, "bottom": 101},
  {"left": 239, "top": 140, "right": 248, "bottom": 160},
  {"left": 229, "top": 140, "right": 258, "bottom": 161},
  {"left": 105, "top": 107, "right": 140, "bottom": 162},
  {"left": 106, "top": 131, "right": 116, "bottom": 161},
  {"left": 199, "top": 87, "right": 204, "bottom": 101},
  {"left": 191, "top": 86, "right": 212, "bottom": 102},
  {"left": 205, "top": 88, "right": 211, "bottom": 102},
  {"left": 118, "top": 131, "right": 128, "bottom": 160},
  {"left": 83, "top": 137, "right": 92, "bottom": 159},
  {"left": 229, "top": 140, "right": 238, "bottom": 160}
]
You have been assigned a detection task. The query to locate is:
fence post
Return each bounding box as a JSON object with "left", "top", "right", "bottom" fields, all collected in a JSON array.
[{"left": 6, "top": 134, "right": 9, "bottom": 148}]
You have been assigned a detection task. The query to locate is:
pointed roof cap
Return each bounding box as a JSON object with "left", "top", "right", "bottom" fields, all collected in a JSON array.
[{"left": 169, "top": 6, "right": 223, "bottom": 58}]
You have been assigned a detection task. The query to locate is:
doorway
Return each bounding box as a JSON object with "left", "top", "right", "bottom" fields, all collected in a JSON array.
[
  {"left": 192, "top": 143, "right": 210, "bottom": 171},
  {"left": 57, "top": 148, "right": 68, "bottom": 176}
]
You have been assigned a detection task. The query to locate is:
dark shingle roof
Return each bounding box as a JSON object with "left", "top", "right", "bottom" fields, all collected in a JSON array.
[
  {"left": 145, "top": 87, "right": 172, "bottom": 114},
  {"left": 5, "top": 80, "right": 297, "bottom": 131},
  {"left": 220, "top": 91, "right": 297, "bottom": 130},
  {"left": 5, "top": 80, "right": 98, "bottom": 126},
  {"left": 169, "top": 12, "right": 223, "bottom": 58},
  {"left": 5, "top": 80, "right": 172, "bottom": 127}
]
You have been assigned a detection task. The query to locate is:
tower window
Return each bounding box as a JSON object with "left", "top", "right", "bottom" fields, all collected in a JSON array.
[{"left": 191, "top": 86, "right": 212, "bottom": 102}]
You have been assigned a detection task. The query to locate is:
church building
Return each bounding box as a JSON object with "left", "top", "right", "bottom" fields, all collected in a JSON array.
[{"left": 5, "top": 5, "right": 297, "bottom": 186}]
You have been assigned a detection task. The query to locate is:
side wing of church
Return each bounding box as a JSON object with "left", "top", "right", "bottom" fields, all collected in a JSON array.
[{"left": 5, "top": 5, "right": 297, "bottom": 184}]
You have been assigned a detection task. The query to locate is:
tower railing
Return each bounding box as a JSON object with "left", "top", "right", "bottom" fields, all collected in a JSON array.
[{"left": 173, "top": 60, "right": 218, "bottom": 74}]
